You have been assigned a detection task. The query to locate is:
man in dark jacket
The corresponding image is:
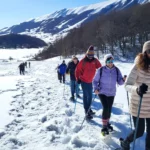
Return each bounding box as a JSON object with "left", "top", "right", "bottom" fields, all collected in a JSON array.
[
  {"left": 66, "top": 56, "right": 81, "bottom": 101},
  {"left": 19, "top": 63, "right": 25, "bottom": 75},
  {"left": 58, "top": 60, "right": 67, "bottom": 83}
]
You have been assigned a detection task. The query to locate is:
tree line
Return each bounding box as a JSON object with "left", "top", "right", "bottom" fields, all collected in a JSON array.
[
  {"left": 36, "top": 3, "right": 150, "bottom": 60},
  {"left": 0, "top": 34, "right": 47, "bottom": 49}
]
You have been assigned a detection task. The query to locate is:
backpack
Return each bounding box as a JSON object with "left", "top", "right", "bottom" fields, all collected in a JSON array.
[{"left": 99, "top": 66, "right": 119, "bottom": 83}]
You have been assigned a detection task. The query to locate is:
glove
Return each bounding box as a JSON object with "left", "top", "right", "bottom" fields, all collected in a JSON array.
[
  {"left": 136, "top": 83, "right": 148, "bottom": 96},
  {"left": 77, "top": 79, "right": 81, "bottom": 84}
]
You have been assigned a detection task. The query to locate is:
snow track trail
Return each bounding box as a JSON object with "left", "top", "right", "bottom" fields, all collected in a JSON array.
[{"left": 0, "top": 58, "right": 145, "bottom": 150}]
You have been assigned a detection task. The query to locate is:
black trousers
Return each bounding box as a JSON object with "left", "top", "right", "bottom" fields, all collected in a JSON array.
[
  {"left": 20, "top": 69, "right": 25, "bottom": 75},
  {"left": 127, "top": 117, "right": 150, "bottom": 149},
  {"left": 99, "top": 94, "right": 114, "bottom": 119},
  {"left": 59, "top": 74, "right": 65, "bottom": 83}
]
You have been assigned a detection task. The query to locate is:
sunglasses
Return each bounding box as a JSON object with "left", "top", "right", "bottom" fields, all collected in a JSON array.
[
  {"left": 106, "top": 59, "right": 114, "bottom": 64},
  {"left": 146, "top": 49, "right": 150, "bottom": 54}
]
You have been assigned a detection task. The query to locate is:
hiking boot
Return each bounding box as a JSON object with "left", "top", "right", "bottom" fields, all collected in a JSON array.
[
  {"left": 69, "top": 96, "right": 75, "bottom": 101},
  {"left": 107, "top": 123, "right": 113, "bottom": 132},
  {"left": 89, "top": 109, "right": 96, "bottom": 115},
  {"left": 77, "top": 94, "right": 81, "bottom": 98},
  {"left": 101, "top": 127, "right": 109, "bottom": 136},
  {"left": 120, "top": 138, "right": 130, "bottom": 150},
  {"left": 86, "top": 113, "right": 93, "bottom": 120}
]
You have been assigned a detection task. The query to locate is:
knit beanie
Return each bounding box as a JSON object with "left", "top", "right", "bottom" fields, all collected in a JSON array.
[
  {"left": 142, "top": 41, "right": 150, "bottom": 53},
  {"left": 86, "top": 45, "right": 94, "bottom": 57},
  {"left": 72, "top": 55, "right": 78, "bottom": 60},
  {"left": 104, "top": 54, "right": 114, "bottom": 63}
]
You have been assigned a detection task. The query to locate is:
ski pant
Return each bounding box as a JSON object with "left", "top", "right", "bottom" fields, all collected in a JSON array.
[
  {"left": 81, "top": 81, "right": 92, "bottom": 113},
  {"left": 126, "top": 117, "right": 150, "bottom": 149},
  {"left": 59, "top": 74, "right": 65, "bottom": 83},
  {"left": 70, "top": 80, "right": 79, "bottom": 97},
  {"left": 20, "top": 69, "right": 25, "bottom": 75},
  {"left": 99, "top": 94, "right": 114, "bottom": 126}
]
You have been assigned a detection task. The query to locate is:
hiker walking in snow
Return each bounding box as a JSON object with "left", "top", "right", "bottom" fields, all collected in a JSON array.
[
  {"left": 66, "top": 55, "right": 81, "bottom": 101},
  {"left": 75, "top": 45, "right": 101, "bottom": 119},
  {"left": 25, "top": 62, "right": 27, "bottom": 68},
  {"left": 58, "top": 60, "right": 67, "bottom": 83},
  {"left": 29, "top": 62, "right": 31, "bottom": 68},
  {"left": 56, "top": 64, "right": 61, "bottom": 81},
  {"left": 93, "top": 54, "right": 126, "bottom": 136},
  {"left": 120, "top": 41, "right": 150, "bottom": 150},
  {"left": 19, "top": 63, "right": 25, "bottom": 75}
]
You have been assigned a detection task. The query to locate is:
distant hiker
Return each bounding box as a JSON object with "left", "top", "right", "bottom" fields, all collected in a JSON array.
[
  {"left": 66, "top": 55, "right": 81, "bottom": 101},
  {"left": 120, "top": 41, "right": 150, "bottom": 150},
  {"left": 25, "top": 62, "right": 27, "bottom": 68},
  {"left": 93, "top": 54, "right": 126, "bottom": 136},
  {"left": 29, "top": 62, "right": 31, "bottom": 68},
  {"left": 58, "top": 60, "right": 67, "bottom": 83},
  {"left": 75, "top": 45, "right": 101, "bottom": 119},
  {"left": 19, "top": 63, "right": 25, "bottom": 75},
  {"left": 56, "top": 64, "right": 61, "bottom": 81}
]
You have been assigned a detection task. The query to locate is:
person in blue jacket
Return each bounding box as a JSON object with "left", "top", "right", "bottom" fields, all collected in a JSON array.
[{"left": 58, "top": 60, "right": 67, "bottom": 83}]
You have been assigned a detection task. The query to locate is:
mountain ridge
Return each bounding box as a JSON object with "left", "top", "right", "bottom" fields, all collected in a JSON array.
[{"left": 0, "top": 0, "right": 150, "bottom": 42}]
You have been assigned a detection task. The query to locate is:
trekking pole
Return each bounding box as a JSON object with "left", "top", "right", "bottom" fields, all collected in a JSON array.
[
  {"left": 74, "top": 97, "right": 77, "bottom": 114},
  {"left": 132, "top": 94, "right": 143, "bottom": 150},
  {"left": 80, "top": 94, "right": 97, "bottom": 130},
  {"left": 127, "top": 91, "right": 133, "bottom": 130},
  {"left": 74, "top": 83, "right": 79, "bottom": 114},
  {"left": 63, "top": 83, "right": 66, "bottom": 100}
]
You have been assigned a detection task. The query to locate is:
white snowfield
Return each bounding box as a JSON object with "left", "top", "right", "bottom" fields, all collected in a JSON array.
[{"left": 0, "top": 56, "right": 146, "bottom": 150}]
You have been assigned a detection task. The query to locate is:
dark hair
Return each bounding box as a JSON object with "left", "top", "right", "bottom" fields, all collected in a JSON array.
[
  {"left": 106, "top": 57, "right": 113, "bottom": 62},
  {"left": 136, "top": 52, "right": 150, "bottom": 72}
]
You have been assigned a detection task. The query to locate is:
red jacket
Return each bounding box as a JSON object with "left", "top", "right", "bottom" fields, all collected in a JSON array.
[{"left": 75, "top": 57, "right": 101, "bottom": 83}]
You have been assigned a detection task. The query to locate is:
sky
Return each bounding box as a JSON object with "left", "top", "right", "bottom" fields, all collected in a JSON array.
[{"left": 0, "top": 0, "right": 106, "bottom": 29}]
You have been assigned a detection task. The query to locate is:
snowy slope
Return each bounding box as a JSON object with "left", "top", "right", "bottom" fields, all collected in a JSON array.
[
  {"left": 0, "top": 56, "right": 145, "bottom": 150},
  {"left": 0, "top": 0, "right": 150, "bottom": 42},
  {"left": 0, "top": 48, "right": 42, "bottom": 61}
]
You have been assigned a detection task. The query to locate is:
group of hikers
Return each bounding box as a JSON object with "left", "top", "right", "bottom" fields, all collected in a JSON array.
[
  {"left": 56, "top": 41, "right": 150, "bottom": 150},
  {"left": 18, "top": 61, "right": 31, "bottom": 75}
]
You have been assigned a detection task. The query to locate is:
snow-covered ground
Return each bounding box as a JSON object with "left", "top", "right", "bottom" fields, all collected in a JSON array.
[
  {"left": 0, "top": 56, "right": 145, "bottom": 150},
  {"left": 0, "top": 48, "right": 42, "bottom": 60}
]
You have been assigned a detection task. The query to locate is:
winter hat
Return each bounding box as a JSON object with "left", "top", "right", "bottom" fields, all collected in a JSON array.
[
  {"left": 62, "top": 60, "right": 65, "bottom": 63},
  {"left": 142, "top": 41, "right": 150, "bottom": 53},
  {"left": 72, "top": 55, "right": 78, "bottom": 60},
  {"left": 104, "top": 54, "right": 114, "bottom": 63},
  {"left": 86, "top": 45, "right": 94, "bottom": 57}
]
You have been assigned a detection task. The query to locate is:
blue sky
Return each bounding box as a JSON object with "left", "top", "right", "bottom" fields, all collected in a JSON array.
[{"left": 0, "top": 0, "right": 106, "bottom": 29}]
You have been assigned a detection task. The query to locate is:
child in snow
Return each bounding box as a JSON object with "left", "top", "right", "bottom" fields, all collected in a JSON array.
[
  {"left": 58, "top": 60, "right": 67, "bottom": 83},
  {"left": 92, "top": 54, "right": 126, "bottom": 136},
  {"left": 120, "top": 41, "right": 150, "bottom": 150}
]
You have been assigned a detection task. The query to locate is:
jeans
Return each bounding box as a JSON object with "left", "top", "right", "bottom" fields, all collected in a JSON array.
[
  {"left": 70, "top": 80, "right": 79, "bottom": 97},
  {"left": 81, "top": 81, "right": 93, "bottom": 113}
]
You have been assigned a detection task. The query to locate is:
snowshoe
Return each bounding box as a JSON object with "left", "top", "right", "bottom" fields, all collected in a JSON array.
[
  {"left": 77, "top": 94, "right": 81, "bottom": 99},
  {"left": 101, "top": 127, "right": 109, "bottom": 137},
  {"left": 89, "top": 109, "right": 96, "bottom": 115},
  {"left": 120, "top": 138, "right": 130, "bottom": 150},
  {"left": 69, "top": 96, "right": 75, "bottom": 102},
  {"left": 86, "top": 113, "right": 93, "bottom": 120},
  {"left": 107, "top": 123, "right": 113, "bottom": 132}
]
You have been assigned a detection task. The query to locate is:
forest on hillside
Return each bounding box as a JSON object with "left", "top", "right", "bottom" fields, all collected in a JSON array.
[
  {"left": 0, "top": 34, "right": 47, "bottom": 49},
  {"left": 36, "top": 3, "right": 150, "bottom": 60}
]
